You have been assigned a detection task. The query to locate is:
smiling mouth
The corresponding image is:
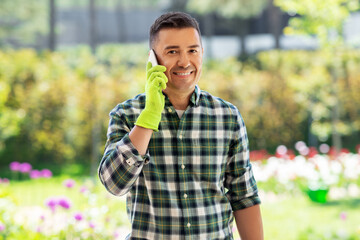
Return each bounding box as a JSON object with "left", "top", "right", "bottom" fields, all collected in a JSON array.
[{"left": 173, "top": 71, "right": 194, "bottom": 76}]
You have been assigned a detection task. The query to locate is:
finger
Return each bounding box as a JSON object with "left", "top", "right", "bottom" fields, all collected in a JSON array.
[
  {"left": 152, "top": 77, "right": 167, "bottom": 90},
  {"left": 149, "top": 72, "right": 167, "bottom": 83},
  {"left": 160, "top": 78, "right": 167, "bottom": 90},
  {"left": 152, "top": 65, "right": 166, "bottom": 73},
  {"left": 146, "top": 61, "right": 152, "bottom": 72},
  {"left": 147, "top": 65, "right": 167, "bottom": 79}
]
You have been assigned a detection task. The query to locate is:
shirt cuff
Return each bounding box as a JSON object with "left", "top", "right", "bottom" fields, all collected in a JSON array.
[
  {"left": 230, "top": 194, "right": 261, "bottom": 211},
  {"left": 120, "top": 134, "right": 151, "bottom": 167}
]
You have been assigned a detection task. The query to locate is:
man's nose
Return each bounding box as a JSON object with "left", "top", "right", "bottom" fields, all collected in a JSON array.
[{"left": 177, "top": 53, "right": 190, "bottom": 68}]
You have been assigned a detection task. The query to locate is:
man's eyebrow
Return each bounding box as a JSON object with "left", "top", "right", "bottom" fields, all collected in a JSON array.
[
  {"left": 164, "top": 44, "right": 201, "bottom": 50},
  {"left": 164, "top": 45, "right": 179, "bottom": 50},
  {"left": 188, "top": 44, "right": 201, "bottom": 48}
]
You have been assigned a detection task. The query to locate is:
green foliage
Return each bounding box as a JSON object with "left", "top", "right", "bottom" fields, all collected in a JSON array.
[
  {"left": 274, "top": 0, "right": 360, "bottom": 47},
  {"left": 0, "top": 46, "right": 359, "bottom": 169},
  {"left": 254, "top": 50, "right": 360, "bottom": 146},
  {"left": 0, "top": 0, "right": 48, "bottom": 46},
  {"left": 0, "top": 45, "right": 147, "bottom": 169},
  {"left": 0, "top": 177, "right": 129, "bottom": 239}
]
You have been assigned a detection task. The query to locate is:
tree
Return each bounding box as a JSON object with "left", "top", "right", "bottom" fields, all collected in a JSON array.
[
  {"left": 0, "top": 0, "right": 48, "bottom": 48},
  {"left": 0, "top": 75, "right": 24, "bottom": 152},
  {"left": 186, "top": 0, "right": 269, "bottom": 57},
  {"left": 274, "top": 0, "right": 360, "bottom": 152},
  {"left": 267, "top": 0, "right": 282, "bottom": 49},
  {"left": 49, "top": 0, "right": 57, "bottom": 51}
]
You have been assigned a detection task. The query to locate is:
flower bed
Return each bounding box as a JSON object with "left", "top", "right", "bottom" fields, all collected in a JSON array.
[{"left": 252, "top": 143, "right": 360, "bottom": 203}]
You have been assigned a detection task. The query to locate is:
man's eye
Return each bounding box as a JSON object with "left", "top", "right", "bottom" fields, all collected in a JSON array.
[
  {"left": 168, "top": 50, "right": 177, "bottom": 54},
  {"left": 190, "top": 49, "right": 198, "bottom": 53}
]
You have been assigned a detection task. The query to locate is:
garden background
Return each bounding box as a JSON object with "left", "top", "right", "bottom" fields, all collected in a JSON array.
[{"left": 1, "top": 0, "right": 360, "bottom": 239}]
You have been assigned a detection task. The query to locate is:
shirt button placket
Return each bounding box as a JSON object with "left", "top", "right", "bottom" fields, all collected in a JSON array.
[{"left": 177, "top": 130, "right": 190, "bottom": 235}]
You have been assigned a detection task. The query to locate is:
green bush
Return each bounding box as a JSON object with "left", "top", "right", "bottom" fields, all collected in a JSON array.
[{"left": 0, "top": 45, "right": 359, "bottom": 171}]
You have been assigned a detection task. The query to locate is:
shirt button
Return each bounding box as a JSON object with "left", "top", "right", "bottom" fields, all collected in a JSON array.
[
  {"left": 183, "top": 193, "right": 188, "bottom": 199},
  {"left": 179, "top": 134, "right": 183, "bottom": 140},
  {"left": 168, "top": 107, "right": 172, "bottom": 113},
  {"left": 187, "top": 222, "right": 191, "bottom": 228},
  {"left": 181, "top": 165, "right": 185, "bottom": 169}
]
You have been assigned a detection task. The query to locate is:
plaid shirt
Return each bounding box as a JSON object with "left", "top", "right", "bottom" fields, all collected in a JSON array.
[{"left": 98, "top": 85, "right": 260, "bottom": 240}]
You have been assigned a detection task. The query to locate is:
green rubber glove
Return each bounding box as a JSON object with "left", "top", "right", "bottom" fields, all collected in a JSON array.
[{"left": 135, "top": 62, "right": 168, "bottom": 131}]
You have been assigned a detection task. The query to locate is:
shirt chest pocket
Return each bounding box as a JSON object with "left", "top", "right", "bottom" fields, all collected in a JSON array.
[{"left": 186, "top": 132, "right": 230, "bottom": 183}]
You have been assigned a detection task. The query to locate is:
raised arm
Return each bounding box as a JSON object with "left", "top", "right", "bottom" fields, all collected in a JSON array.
[{"left": 98, "top": 62, "right": 168, "bottom": 196}]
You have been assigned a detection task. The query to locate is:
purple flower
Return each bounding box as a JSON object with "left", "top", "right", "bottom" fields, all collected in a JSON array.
[
  {"left": 0, "top": 222, "right": 5, "bottom": 232},
  {"left": 63, "top": 179, "right": 75, "bottom": 188},
  {"left": 89, "top": 221, "right": 96, "bottom": 229},
  {"left": 74, "top": 212, "right": 83, "bottom": 221},
  {"left": 41, "top": 169, "right": 52, "bottom": 178},
  {"left": 19, "top": 162, "right": 32, "bottom": 173},
  {"left": 58, "top": 197, "right": 72, "bottom": 209},
  {"left": 340, "top": 212, "right": 347, "bottom": 221},
  {"left": 30, "top": 170, "right": 41, "bottom": 179},
  {"left": 45, "top": 197, "right": 58, "bottom": 212},
  {"left": 113, "top": 231, "right": 119, "bottom": 238},
  {"left": 9, "top": 161, "right": 21, "bottom": 171},
  {"left": 79, "top": 185, "right": 89, "bottom": 194}
]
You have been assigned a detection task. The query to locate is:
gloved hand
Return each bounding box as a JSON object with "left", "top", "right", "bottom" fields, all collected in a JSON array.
[{"left": 135, "top": 62, "right": 168, "bottom": 131}]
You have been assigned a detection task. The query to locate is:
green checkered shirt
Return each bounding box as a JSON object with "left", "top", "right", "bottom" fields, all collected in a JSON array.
[{"left": 98, "top": 85, "right": 260, "bottom": 240}]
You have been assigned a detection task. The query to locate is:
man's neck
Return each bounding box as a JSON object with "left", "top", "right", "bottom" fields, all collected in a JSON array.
[{"left": 164, "top": 88, "right": 193, "bottom": 110}]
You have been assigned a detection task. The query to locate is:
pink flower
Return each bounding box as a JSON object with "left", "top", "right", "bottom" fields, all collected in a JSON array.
[
  {"left": 89, "top": 221, "right": 96, "bottom": 229},
  {"left": 19, "top": 162, "right": 32, "bottom": 173},
  {"left": 45, "top": 197, "right": 58, "bottom": 212},
  {"left": 58, "top": 197, "right": 72, "bottom": 209},
  {"left": 113, "top": 231, "right": 119, "bottom": 238},
  {"left": 340, "top": 212, "right": 347, "bottom": 221},
  {"left": 0, "top": 222, "right": 5, "bottom": 232},
  {"left": 74, "top": 212, "right": 83, "bottom": 221},
  {"left": 276, "top": 145, "right": 288, "bottom": 158},
  {"left": 0, "top": 178, "right": 9, "bottom": 185},
  {"left": 9, "top": 161, "right": 21, "bottom": 171},
  {"left": 41, "top": 169, "right": 52, "bottom": 178},
  {"left": 63, "top": 179, "right": 75, "bottom": 188},
  {"left": 79, "top": 185, "right": 89, "bottom": 194},
  {"left": 30, "top": 170, "right": 41, "bottom": 179}
]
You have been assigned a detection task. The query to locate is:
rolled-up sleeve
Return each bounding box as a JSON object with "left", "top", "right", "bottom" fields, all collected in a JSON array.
[
  {"left": 225, "top": 109, "right": 261, "bottom": 211},
  {"left": 98, "top": 108, "right": 150, "bottom": 196}
]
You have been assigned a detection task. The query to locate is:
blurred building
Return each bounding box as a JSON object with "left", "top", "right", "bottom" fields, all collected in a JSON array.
[{"left": 54, "top": 6, "right": 360, "bottom": 58}]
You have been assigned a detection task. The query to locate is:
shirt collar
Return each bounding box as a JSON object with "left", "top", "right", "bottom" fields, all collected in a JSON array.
[
  {"left": 164, "top": 85, "right": 201, "bottom": 108},
  {"left": 190, "top": 85, "right": 201, "bottom": 107}
]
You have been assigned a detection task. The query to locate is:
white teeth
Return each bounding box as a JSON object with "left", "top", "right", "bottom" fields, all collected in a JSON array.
[{"left": 175, "top": 72, "right": 191, "bottom": 76}]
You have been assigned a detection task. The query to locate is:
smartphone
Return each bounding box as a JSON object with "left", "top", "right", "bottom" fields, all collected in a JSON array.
[{"left": 148, "top": 49, "right": 158, "bottom": 66}]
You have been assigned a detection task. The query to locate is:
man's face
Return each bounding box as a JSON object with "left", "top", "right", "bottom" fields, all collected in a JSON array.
[{"left": 152, "top": 27, "right": 203, "bottom": 96}]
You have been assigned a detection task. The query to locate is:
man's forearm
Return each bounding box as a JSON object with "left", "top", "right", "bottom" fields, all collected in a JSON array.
[
  {"left": 234, "top": 204, "right": 264, "bottom": 240},
  {"left": 129, "top": 125, "right": 153, "bottom": 155}
]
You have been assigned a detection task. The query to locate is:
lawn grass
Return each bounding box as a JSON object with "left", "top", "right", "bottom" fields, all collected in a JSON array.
[
  {"left": 4, "top": 177, "right": 360, "bottom": 239},
  {"left": 261, "top": 192, "right": 360, "bottom": 239}
]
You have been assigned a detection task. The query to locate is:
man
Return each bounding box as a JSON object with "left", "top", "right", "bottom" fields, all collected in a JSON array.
[{"left": 98, "top": 12, "right": 263, "bottom": 240}]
